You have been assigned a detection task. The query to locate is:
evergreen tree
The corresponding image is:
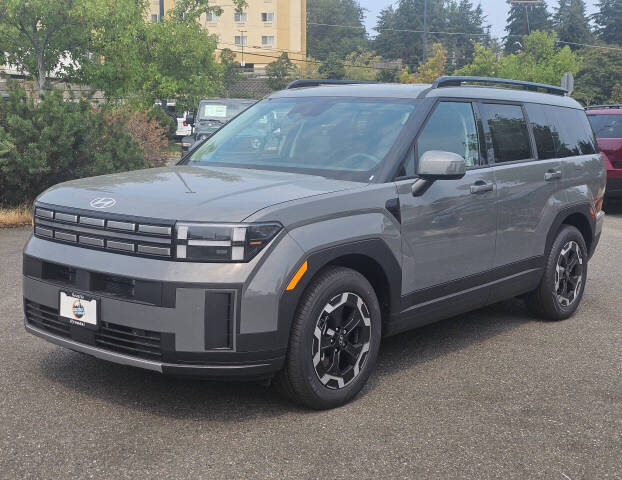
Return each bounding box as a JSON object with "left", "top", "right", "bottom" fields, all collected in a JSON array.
[
  {"left": 307, "top": 0, "right": 369, "bottom": 61},
  {"left": 593, "top": 0, "right": 622, "bottom": 45},
  {"left": 554, "top": 0, "right": 593, "bottom": 49},
  {"left": 504, "top": 0, "right": 552, "bottom": 54},
  {"left": 445, "top": 0, "right": 488, "bottom": 70},
  {"left": 374, "top": 0, "right": 486, "bottom": 70}
]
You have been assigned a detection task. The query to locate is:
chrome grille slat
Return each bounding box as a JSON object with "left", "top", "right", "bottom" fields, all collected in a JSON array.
[{"left": 33, "top": 205, "right": 174, "bottom": 259}]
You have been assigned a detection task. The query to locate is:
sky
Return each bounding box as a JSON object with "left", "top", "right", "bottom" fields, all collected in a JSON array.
[{"left": 359, "top": 0, "right": 600, "bottom": 41}]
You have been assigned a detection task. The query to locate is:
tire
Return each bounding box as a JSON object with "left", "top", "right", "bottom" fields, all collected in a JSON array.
[
  {"left": 275, "top": 266, "right": 382, "bottom": 409},
  {"left": 525, "top": 225, "right": 588, "bottom": 321}
]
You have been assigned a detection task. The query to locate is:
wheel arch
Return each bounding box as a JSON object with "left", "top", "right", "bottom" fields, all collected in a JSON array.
[
  {"left": 546, "top": 203, "right": 595, "bottom": 258},
  {"left": 277, "top": 239, "right": 402, "bottom": 345}
]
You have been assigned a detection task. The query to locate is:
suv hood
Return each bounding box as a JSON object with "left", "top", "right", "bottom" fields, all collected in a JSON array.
[{"left": 37, "top": 166, "right": 362, "bottom": 222}]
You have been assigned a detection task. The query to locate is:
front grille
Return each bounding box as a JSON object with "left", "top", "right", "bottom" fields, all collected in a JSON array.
[
  {"left": 25, "top": 300, "right": 71, "bottom": 338},
  {"left": 33, "top": 204, "right": 174, "bottom": 259},
  {"left": 95, "top": 323, "right": 162, "bottom": 360},
  {"left": 25, "top": 300, "right": 163, "bottom": 361}
]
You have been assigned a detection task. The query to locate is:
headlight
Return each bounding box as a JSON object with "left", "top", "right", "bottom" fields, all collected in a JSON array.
[
  {"left": 197, "top": 134, "right": 209, "bottom": 141},
  {"left": 175, "top": 222, "right": 282, "bottom": 262}
]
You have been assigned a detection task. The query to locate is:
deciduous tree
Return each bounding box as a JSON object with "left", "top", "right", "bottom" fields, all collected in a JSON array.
[{"left": 0, "top": 0, "right": 97, "bottom": 97}]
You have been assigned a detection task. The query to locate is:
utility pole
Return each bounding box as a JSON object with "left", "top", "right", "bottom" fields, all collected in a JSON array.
[
  {"left": 239, "top": 29, "right": 247, "bottom": 67},
  {"left": 510, "top": 0, "right": 542, "bottom": 36},
  {"left": 423, "top": 0, "right": 428, "bottom": 62}
]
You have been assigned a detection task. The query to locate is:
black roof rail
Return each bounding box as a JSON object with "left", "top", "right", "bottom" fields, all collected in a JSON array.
[
  {"left": 285, "top": 79, "right": 377, "bottom": 89},
  {"left": 585, "top": 104, "right": 622, "bottom": 110},
  {"left": 431, "top": 76, "right": 567, "bottom": 96}
]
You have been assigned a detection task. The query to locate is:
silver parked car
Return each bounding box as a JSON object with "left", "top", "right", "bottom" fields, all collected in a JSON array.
[{"left": 24, "top": 77, "right": 606, "bottom": 409}]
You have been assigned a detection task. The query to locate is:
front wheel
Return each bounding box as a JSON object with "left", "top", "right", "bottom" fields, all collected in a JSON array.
[
  {"left": 275, "top": 267, "right": 382, "bottom": 409},
  {"left": 526, "top": 225, "right": 588, "bottom": 321}
]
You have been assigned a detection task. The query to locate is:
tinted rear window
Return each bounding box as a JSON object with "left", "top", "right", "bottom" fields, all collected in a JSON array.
[
  {"left": 480, "top": 104, "right": 532, "bottom": 162},
  {"left": 588, "top": 114, "right": 622, "bottom": 139},
  {"left": 525, "top": 105, "right": 597, "bottom": 158}
]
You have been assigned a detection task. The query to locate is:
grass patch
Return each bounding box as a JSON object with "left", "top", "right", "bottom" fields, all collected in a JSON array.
[
  {"left": 166, "top": 141, "right": 181, "bottom": 156},
  {"left": 0, "top": 205, "right": 32, "bottom": 228}
]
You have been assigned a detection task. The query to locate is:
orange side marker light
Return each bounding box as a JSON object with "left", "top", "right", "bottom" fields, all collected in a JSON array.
[{"left": 286, "top": 261, "right": 308, "bottom": 291}]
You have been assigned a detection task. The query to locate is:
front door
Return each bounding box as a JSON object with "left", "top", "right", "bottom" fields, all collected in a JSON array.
[{"left": 398, "top": 101, "right": 498, "bottom": 325}]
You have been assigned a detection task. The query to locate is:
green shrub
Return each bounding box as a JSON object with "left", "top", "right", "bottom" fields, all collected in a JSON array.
[
  {"left": 0, "top": 83, "right": 146, "bottom": 207},
  {"left": 147, "top": 106, "right": 177, "bottom": 140}
]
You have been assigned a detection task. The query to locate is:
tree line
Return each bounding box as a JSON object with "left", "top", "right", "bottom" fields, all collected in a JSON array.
[{"left": 302, "top": 0, "right": 622, "bottom": 104}]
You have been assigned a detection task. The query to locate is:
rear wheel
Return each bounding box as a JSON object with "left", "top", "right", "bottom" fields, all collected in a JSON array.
[
  {"left": 526, "top": 225, "right": 588, "bottom": 320},
  {"left": 275, "top": 267, "right": 381, "bottom": 409}
]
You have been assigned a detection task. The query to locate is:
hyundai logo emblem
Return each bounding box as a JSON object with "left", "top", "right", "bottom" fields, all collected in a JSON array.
[{"left": 90, "top": 197, "right": 116, "bottom": 209}]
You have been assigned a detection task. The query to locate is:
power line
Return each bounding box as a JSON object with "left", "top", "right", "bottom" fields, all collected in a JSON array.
[{"left": 307, "top": 21, "right": 622, "bottom": 52}]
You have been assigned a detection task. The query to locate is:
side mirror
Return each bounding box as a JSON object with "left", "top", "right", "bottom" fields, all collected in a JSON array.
[
  {"left": 416, "top": 150, "right": 467, "bottom": 181},
  {"left": 185, "top": 114, "right": 195, "bottom": 126}
]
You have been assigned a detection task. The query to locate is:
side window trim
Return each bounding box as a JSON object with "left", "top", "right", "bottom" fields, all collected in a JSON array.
[
  {"left": 477, "top": 100, "right": 536, "bottom": 166},
  {"left": 521, "top": 102, "right": 539, "bottom": 162}
]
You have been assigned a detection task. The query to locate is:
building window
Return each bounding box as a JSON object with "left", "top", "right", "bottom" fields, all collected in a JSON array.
[
  {"left": 151, "top": 13, "right": 159, "bottom": 22},
  {"left": 206, "top": 10, "right": 220, "bottom": 22},
  {"left": 234, "top": 12, "right": 248, "bottom": 22},
  {"left": 261, "top": 12, "right": 274, "bottom": 22},
  {"left": 235, "top": 35, "right": 248, "bottom": 47},
  {"left": 262, "top": 36, "right": 275, "bottom": 47}
]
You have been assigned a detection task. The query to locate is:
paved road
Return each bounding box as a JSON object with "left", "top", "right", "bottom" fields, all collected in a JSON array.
[{"left": 1, "top": 206, "right": 621, "bottom": 480}]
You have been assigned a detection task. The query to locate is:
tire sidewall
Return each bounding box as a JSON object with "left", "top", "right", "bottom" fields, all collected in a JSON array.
[
  {"left": 544, "top": 226, "right": 588, "bottom": 318},
  {"left": 294, "top": 269, "right": 382, "bottom": 407}
]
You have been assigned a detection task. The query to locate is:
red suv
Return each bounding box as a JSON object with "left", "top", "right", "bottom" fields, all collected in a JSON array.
[{"left": 587, "top": 105, "right": 622, "bottom": 198}]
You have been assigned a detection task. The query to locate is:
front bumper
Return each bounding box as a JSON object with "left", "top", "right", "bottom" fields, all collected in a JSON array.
[
  {"left": 25, "top": 322, "right": 282, "bottom": 378},
  {"left": 23, "top": 232, "right": 305, "bottom": 378}
]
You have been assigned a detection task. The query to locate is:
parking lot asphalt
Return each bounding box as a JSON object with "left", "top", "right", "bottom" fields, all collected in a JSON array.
[{"left": 1, "top": 205, "right": 621, "bottom": 480}]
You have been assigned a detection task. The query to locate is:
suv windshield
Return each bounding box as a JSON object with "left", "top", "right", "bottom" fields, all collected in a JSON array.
[
  {"left": 198, "top": 101, "right": 252, "bottom": 122},
  {"left": 184, "top": 97, "right": 416, "bottom": 180}
]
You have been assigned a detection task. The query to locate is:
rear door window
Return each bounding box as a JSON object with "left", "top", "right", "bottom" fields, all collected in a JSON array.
[
  {"left": 588, "top": 114, "right": 622, "bottom": 139},
  {"left": 524, "top": 104, "right": 557, "bottom": 160},
  {"left": 480, "top": 103, "right": 532, "bottom": 163}
]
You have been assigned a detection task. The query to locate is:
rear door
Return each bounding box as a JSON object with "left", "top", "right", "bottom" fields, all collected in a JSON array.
[
  {"left": 483, "top": 102, "right": 562, "bottom": 300},
  {"left": 398, "top": 100, "right": 497, "bottom": 315}
]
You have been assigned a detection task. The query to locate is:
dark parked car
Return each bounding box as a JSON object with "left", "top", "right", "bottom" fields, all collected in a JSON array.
[
  {"left": 587, "top": 105, "right": 622, "bottom": 199},
  {"left": 182, "top": 98, "right": 256, "bottom": 155}
]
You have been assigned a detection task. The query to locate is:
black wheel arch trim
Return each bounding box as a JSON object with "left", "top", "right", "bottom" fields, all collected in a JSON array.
[
  {"left": 545, "top": 203, "right": 595, "bottom": 259},
  {"left": 275, "top": 238, "right": 402, "bottom": 347}
]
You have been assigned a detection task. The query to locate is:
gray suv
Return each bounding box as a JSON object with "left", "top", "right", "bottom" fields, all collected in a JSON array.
[{"left": 24, "top": 77, "right": 606, "bottom": 409}]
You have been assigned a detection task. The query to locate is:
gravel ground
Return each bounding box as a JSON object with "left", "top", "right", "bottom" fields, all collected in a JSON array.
[{"left": 1, "top": 205, "right": 621, "bottom": 479}]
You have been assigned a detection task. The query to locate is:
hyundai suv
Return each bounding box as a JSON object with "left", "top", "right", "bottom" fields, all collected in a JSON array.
[
  {"left": 24, "top": 77, "right": 606, "bottom": 409},
  {"left": 586, "top": 104, "right": 622, "bottom": 199}
]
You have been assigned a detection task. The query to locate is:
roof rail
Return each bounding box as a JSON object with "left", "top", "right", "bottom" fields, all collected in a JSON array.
[
  {"left": 285, "top": 79, "right": 377, "bottom": 89},
  {"left": 585, "top": 104, "right": 622, "bottom": 110},
  {"left": 431, "top": 76, "right": 567, "bottom": 96}
]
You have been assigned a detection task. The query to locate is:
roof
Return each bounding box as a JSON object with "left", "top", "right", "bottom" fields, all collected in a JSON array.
[{"left": 269, "top": 82, "right": 584, "bottom": 109}]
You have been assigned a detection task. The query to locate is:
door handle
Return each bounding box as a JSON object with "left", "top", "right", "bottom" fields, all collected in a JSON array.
[
  {"left": 470, "top": 181, "right": 494, "bottom": 194},
  {"left": 545, "top": 169, "right": 562, "bottom": 181}
]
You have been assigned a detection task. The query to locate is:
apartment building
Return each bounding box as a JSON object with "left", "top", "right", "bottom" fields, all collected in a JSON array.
[{"left": 149, "top": 0, "right": 307, "bottom": 70}]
